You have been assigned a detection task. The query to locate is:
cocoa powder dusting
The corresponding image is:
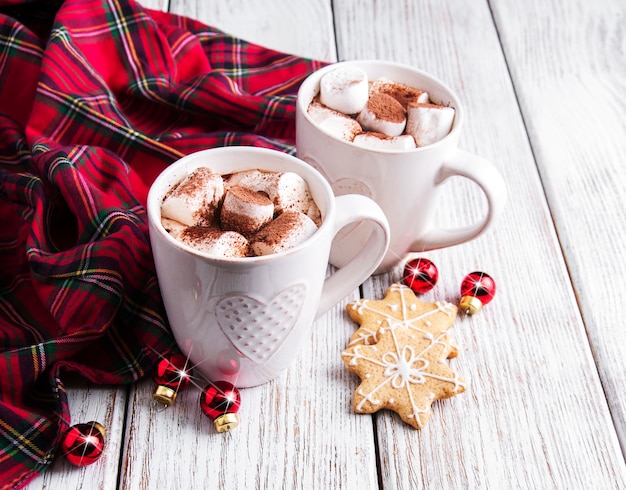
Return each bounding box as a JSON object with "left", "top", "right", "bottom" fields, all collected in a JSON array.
[
  {"left": 181, "top": 226, "right": 221, "bottom": 244},
  {"left": 367, "top": 132, "right": 392, "bottom": 140},
  {"left": 366, "top": 93, "right": 405, "bottom": 123},
  {"left": 229, "top": 186, "right": 272, "bottom": 206},
  {"left": 221, "top": 212, "right": 261, "bottom": 236},
  {"left": 408, "top": 101, "right": 441, "bottom": 110},
  {"left": 181, "top": 226, "right": 251, "bottom": 256},
  {"left": 220, "top": 186, "right": 273, "bottom": 236},
  {"left": 378, "top": 84, "right": 427, "bottom": 108},
  {"left": 252, "top": 211, "right": 300, "bottom": 246},
  {"left": 175, "top": 167, "right": 213, "bottom": 196}
]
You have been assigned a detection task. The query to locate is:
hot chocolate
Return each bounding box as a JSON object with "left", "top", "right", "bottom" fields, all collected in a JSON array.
[
  {"left": 160, "top": 166, "right": 321, "bottom": 258},
  {"left": 307, "top": 66, "right": 455, "bottom": 150}
]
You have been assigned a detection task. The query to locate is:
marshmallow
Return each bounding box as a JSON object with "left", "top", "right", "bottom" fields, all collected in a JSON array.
[
  {"left": 304, "top": 199, "right": 323, "bottom": 227},
  {"left": 353, "top": 132, "right": 417, "bottom": 151},
  {"left": 220, "top": 186, "right": 274, "bottom": 236},
  {"left": 226, "top": 169, "right": 320, "bottom": 217},
  {"left": 370, "top": 77, "right": 430, "bottom": 108},
  {"left": 179, "top": 227, "right": 250, "bottom": 258},
  {"left": 250, "top": 211, "right": 318, "bottom": 256},
  {"left": 161, "top": 167, "right": 224, "bottom": 227},
  {"left": 356, "top": 93, "right": 406, "bottom": 137},
  {"left": 307, "top": 101, "right": 362, "bottom": 142},
  {"left": 161, "top": 217, "right": 187, "bottom": 239},
  {"left": 319, "top": 66, "right": 369, "bottom": 114},
  {"left": 406, "top": 102, "right": 455, "bottom": 146}
]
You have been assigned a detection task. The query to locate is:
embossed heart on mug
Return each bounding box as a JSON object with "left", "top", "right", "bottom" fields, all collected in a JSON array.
[{"left": 215, "top": 284, "right": 307, "bottom": 364}]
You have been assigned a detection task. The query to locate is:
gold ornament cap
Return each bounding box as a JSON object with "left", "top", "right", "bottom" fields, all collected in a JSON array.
[
  {"left": 459, "top": 295, "right": 483, "bottom": 316},
  {"left": 87, "top": 421, "right": 107, "bottom": 438},
  {"left": 214, "top": 413, "right": 239, "bottom": 433},
  {"left": 152, "top": 385, "right": 177, "bottom": 406}
]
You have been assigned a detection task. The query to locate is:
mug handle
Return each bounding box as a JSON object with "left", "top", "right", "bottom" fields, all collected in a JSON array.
[
  {"left": 315, "top": 195, "right": 390, "bottom": 318},
  {"left": 412, "top": 149, "right": 507, "bottom": 251}
]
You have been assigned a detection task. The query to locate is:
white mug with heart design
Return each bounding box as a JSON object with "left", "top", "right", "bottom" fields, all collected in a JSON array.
[
  {"left": 147, "top": 146, "right": 390, "bottom": 387},
  {"left": 296, "top": 60, "right": 507, "bottom": 273}
]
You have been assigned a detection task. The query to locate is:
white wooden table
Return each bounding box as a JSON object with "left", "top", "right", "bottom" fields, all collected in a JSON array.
[{"left": 27, "top": 0, "right": 626, "bottom": 488}]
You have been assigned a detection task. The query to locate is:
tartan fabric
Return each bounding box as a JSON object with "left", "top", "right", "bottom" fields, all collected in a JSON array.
[{"left": 0, "top": 0, "right": 325, "bottom": 487}]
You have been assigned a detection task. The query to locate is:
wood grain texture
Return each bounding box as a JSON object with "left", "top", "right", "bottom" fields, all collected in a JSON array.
[
  {"left": 169, "top": 0, "right": 337, "bottom": 61},
  {"left": 25, "top": 0, "right": 626, "bottom": 488},
  {"left": 490, "top": 0, "right": 626, "bottom": 453},
  {"left": 139, "top": 0, "right": 169, "bottom": 10}
]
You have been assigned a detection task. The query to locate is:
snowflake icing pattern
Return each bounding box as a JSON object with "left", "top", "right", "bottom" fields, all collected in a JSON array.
[
  {"left": 347, "top": 283, "right": 458, "bottom": 357},
  {"left": 342, "top": 284, "right": 465, "bottom": 429},
  {"left": 343, "top": 327, "right": 465, "bottom": 429}
]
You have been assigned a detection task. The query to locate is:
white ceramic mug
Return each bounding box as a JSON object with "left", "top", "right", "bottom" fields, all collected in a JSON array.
[
  {"left": 147, "top": 146, "right": 390, "bottom": 387},
  {"left": 296, "top": 60, "right": 507, "bottom": 273}
]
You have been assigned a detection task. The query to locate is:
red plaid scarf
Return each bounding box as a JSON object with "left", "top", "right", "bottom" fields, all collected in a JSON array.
[{"left": 0, "top": 0, "right": 325, "bottom": 487}]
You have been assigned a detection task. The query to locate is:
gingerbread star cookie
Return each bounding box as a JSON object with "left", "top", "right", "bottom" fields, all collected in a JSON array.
[
  {"left": 342, "top": 321, "right": 465, "bottom": 429},
  {"left": 346, "top": 283, "right": 459, "bottom": 358}
]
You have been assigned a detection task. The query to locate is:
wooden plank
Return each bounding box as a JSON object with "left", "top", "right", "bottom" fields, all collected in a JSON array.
[
  {"left": 138, "top": 0, "right": 169, "bottom": 12},
  {"left": 25, "top": 383, "right": 127, "bottom": 490},
  {"left": 333, "top": 0, "right": 626, "bottom": 487},
  {"left": 490, "top": 0, "right": 626, "bottom": 452},
  {"left": 169, "top": 0, "right": 337, "bottom": 61},
  {"left": 119, "top": 294, "right": 380, "bottom": 489}
]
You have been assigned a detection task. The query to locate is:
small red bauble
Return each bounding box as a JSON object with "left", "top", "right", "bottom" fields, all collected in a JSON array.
[
  {"left": 402, "top": 257, "right": 439, "bottom": 294},
  {"left": 459, "top": 271, "right": 496, "bottom": 315},
  {"left": 200, "top": 381, "right": 241, "bottom": 433},
  {"left": 152, "top": 353, "right": 193, "bottom": 406},
  {"left": 61, "top": 421, "right": 106, "bottom": 467}
]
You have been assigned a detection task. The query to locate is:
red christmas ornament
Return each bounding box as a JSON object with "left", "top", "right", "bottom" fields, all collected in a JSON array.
[
  {"left": 152, "top": 353, "right": 193, "bottom": 406},
  {"left": 61, "top": 421, "right": 106, "bottom": 467},
  {"left": 459, "top": 271, "right": 496, "bottom": 315},
  {"left": 402, "top": 257, "right": 439, "bottom": 294},
  {"left": 200, "top": 381, "right": 241, "bottom": 433}
]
